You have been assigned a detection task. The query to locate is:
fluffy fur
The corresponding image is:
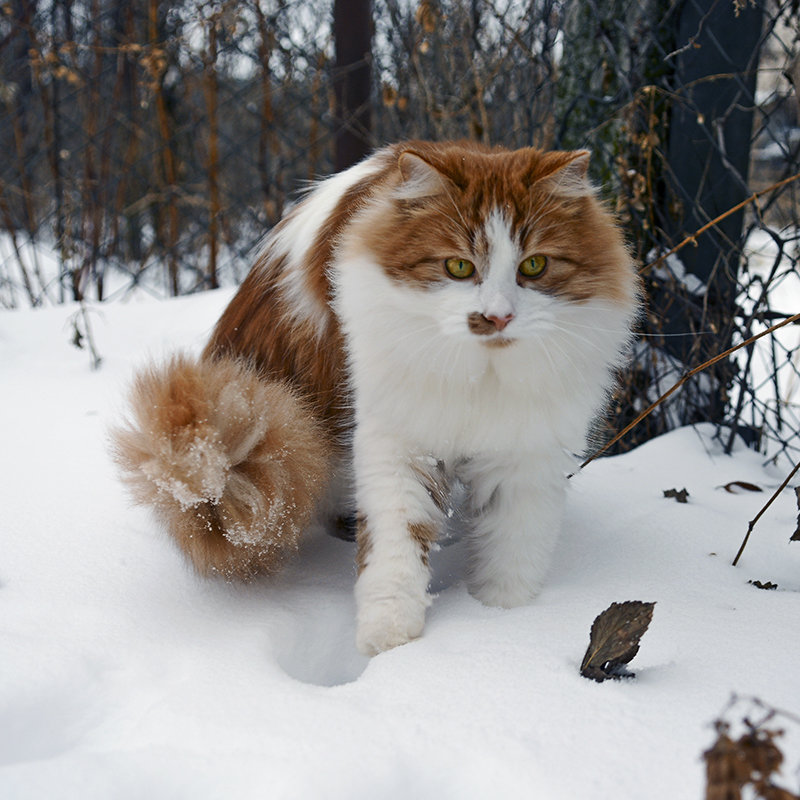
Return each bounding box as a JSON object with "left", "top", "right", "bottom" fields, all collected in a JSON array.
[
  {"left": 112, "top": 356, "right": 331, "bottom": 579},
  {"left": 113, "top": 140, "right": 640, "bottom": 655}
]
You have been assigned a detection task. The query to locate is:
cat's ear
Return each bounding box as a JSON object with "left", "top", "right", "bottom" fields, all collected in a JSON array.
[
  {"left": 395, "top": 151, "right": 447, "bottom": 200},
  {"left": 556, "top": 150, "right": 591, "bottom": 182},
  {"left": 532, "top": 150, "right": 594, "bottom": 197}
]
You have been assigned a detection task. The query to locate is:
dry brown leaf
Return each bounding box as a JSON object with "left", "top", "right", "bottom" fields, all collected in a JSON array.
[
  {"left": 758, "top": 784, "right": 800, "bottom": 800},
  {"left": 580, "top": 601, "right": 655, "bottom": 682},
  {"left": 704, "top": 727, "right": 750, "bottom": 798},
  {"left": 664, "top": 487, "right": 689, "bottom": 503},
  {"left": 791, "top": 488, "right": 800, "bottom": 543},
  {"left": 721, "top": 481, "right": 764, "bottom": 494},
  {"left": 704, "top": 719, "right": 799, "bottom": 800},
  {"left": 749, "top": 580, "right": 778, "bottom": 591}
]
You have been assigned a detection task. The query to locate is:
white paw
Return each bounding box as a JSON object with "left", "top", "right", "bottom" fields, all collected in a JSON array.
[
  {"left": 469, "top": 575, "right": 543, "bottom": 609},
  {"left": 355, "top": 593, "right": 429, "bottom": 656}
]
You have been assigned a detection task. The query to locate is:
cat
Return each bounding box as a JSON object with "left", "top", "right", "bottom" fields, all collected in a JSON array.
[{"left": 112, "top": 140, "right": 640, "bottom": 656}]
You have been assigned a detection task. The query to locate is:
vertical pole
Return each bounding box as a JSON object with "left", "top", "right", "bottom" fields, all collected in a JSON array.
[
  {"left": 656, "top": 0, "right": 764, "bottom": 425},
  {"left": 333, "top": 0, "right": 373, "bottom": 171}
]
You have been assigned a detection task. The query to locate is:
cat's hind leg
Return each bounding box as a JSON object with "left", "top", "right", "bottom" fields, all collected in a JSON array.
[{"left": 460, "top": 455, "right": 566, "bottom": 608}]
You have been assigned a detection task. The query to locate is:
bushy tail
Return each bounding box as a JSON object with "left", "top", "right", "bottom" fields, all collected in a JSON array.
[{"left": 111, "top": 355, "right": 331, "bottom": 579}]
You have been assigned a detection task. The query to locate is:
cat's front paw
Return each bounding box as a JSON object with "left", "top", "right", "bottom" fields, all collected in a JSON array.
[{"left": 356, "top": 594, "right": 428, "bottom": 656}]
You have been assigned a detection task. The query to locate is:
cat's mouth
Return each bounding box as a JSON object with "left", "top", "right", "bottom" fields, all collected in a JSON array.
[{"left": 480, "top": 335, "right": 516, "bottom": 349}]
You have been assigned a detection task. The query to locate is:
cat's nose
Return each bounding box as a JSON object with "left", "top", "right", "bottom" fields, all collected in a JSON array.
[{"left": 485, "top": 313, "right": 514, "bottom": 331}]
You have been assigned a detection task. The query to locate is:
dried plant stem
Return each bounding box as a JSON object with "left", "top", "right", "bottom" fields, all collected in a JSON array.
[
  {"left": 33, "top": 16, "right": 67, "bottom": 301},
  {"left": 581, "top": 311, "right": 800, "bottom": 470},
  {"left": 308, "top": 52, "right": 326, "bottom": 180},
  {"left": 254, "top": 4, "right": 279, "bottom": 218},
  {"left": 203, "top": 16, "right": 220, "bottom": 290},
  {"left": 112, "top": 17, "right": 142, "bottom": 269},
  {"left": 0, "top": 189, "right": 35, "bottom": 306},
  {"left": 78, "top": 0, "right": 104, "bottom": 302},
  {"left": 149, "top": 0, "right": 179, "bottom": 296},
  {"left": 75, "top": 301, "right": 103, "bottom": 371},
  {"left": 639, "top": 171, "right": 800, "bottom": 275},
  {"left": 10, "top": 83, "right": 48, "bottom": 302},
  {"left": 732, "top": 458, "right": 800, "bottom": 566}
]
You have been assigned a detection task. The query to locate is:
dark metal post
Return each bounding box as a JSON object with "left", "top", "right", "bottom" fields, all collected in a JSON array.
[{"left": 333, "top": 0, "right": 373, "bottom": 171}]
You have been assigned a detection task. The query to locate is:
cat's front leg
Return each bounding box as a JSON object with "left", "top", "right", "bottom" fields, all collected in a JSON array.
[
  {"left": 353, "top": 431, "right": 443, "bottom": 656},
  {"left": 460, "top": 455, "right": 567, "bottom": 608}
]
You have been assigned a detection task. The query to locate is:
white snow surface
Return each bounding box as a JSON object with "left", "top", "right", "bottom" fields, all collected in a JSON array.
[{"left": 2, "top": 289, "right": 799, "bottom": 799}]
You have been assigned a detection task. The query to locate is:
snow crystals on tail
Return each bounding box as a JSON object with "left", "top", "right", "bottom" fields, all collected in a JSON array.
[{"left": 111, "top": 354, "right": 332, "bottom": 579}]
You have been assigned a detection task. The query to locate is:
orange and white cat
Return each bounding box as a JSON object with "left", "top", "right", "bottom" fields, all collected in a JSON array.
[{"left": 113, "top": 141, "right": 640, "bottom": 655}]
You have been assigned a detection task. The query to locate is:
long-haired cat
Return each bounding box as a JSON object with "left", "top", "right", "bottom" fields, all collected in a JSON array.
[{"left": 112, "top": 140, "right": 640, "bottom": 655}]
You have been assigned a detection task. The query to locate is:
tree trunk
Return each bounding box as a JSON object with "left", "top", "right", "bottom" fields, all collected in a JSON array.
[{"left": 333, "top": 0, "right": 373, "bottom": 171}]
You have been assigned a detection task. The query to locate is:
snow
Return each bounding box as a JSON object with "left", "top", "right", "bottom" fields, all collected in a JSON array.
[
  {"left": 2, "top": 289, "right": 799, "bottom": 799},
  {"left": 744, "top": 228, "right": 800, "bottom": 407}
]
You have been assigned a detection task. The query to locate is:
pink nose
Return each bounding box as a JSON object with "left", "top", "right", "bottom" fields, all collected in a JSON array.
[{"left": 485, "top": 313, "right": 514, "bottom": 332}]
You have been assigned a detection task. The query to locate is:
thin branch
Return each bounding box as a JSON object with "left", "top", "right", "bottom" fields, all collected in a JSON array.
[
  {"left": 732, "top": 458, "right": 800, "bottom": 567},
  {"left": 581, "top": 312, "right": 800, "bottom": 470},
  {"left": 639, "top": 172, "right": 800, "bottom": 276},
  {"left": 70, "top": 301, "right": 103, "bottom": 371}
]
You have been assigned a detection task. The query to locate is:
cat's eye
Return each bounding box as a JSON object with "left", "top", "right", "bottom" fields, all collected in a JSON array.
[
  {"left": 519, "top": 255, "right": 548, "bottom": 278},
  {"left": 445, "top": 258, "right": 475, "bottom": 280}
]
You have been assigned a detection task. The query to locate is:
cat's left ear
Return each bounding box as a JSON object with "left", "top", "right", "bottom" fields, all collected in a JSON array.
[
  {"left": 558, "top": 150, "right": 591, "bottom": 181},
  {"left": 395, "top": 151, "right": 447, "bottom": 200},
  {"left": 534, "top": 150, "right": 594, "bottom": 197}
]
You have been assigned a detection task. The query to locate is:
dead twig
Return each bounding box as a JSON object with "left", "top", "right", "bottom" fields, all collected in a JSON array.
[
  {"left": 640, "top": 172, "right": 800, "bottom": 276},
  {"left": 69, "top": 301, "right": 103, "bottom": 370},
  {"left": 581, "top": 311, "right": 800, "bottom": 470},
  {"left": 732, "top": 458, "right": 800, "bottom": 566}
]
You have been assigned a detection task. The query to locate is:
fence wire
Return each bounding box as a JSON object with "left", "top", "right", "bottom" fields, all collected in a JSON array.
[{"left": 0, "top": 0, "right": 798, "bottom": 462}]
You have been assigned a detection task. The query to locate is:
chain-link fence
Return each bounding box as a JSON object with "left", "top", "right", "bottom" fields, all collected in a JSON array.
[{"left": 1, "top": 0, "right": 799, "bottom": 462}]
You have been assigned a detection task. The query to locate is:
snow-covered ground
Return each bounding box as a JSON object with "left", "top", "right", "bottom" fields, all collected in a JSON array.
[
  {"left": 744, "top": 228, "right": 800, "bottom": 415},
  {"left": 2, "top": 289, "right": 799, "bottom": 799}
]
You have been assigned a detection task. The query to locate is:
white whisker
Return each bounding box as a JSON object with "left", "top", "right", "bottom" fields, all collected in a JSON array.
[{"left": 549, "top": 322, "right": 625, "bottom": 359}]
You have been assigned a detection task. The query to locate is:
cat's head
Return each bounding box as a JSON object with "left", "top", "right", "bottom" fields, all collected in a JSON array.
[{"left": 348, "top": 141, "right": 639, "bottom": 349}]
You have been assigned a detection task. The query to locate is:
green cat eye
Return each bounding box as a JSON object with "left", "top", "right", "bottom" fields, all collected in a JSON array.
[
  {"left": 445, "top": 258, "right": 475, "bottom": 280},
  {"left": 519, "top": 254, "right": 548, "bottom": 278}
]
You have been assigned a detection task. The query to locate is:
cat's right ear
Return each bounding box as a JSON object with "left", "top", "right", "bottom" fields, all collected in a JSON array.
[{"left": 395, "top": 151, "right": 447, "bottom": 200}]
